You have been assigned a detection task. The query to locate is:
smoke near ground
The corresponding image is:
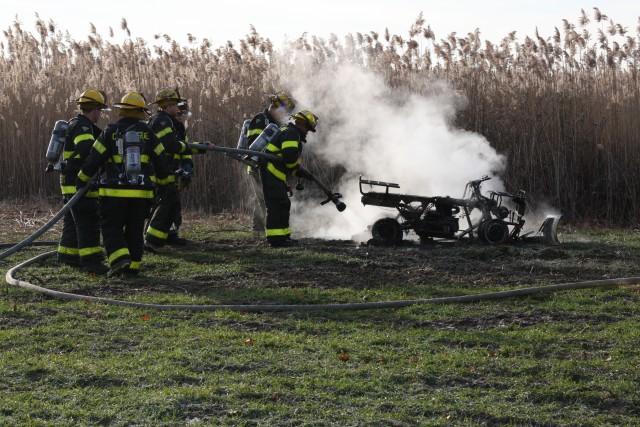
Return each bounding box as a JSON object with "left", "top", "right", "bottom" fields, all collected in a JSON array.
[{"left": 285, "top": 63, "right": 508, "bottom": 241}]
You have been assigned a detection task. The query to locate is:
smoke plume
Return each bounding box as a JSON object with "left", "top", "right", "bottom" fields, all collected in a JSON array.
[{"left": 285, "top": 62, "right": 507, "bottom": 241}]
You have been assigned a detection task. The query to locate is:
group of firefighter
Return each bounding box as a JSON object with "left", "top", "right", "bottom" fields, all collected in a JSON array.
[{"left": 57, "top": 88, "right": 319, "bottom": 277}]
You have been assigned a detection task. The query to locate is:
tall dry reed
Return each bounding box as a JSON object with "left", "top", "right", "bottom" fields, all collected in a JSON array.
[{"left": 1, "top": 8, "right": 639, "bottom": 223}]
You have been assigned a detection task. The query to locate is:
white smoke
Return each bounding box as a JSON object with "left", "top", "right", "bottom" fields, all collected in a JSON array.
[{"left": 284, "top": 62, "right": 507, "bottom": 241}]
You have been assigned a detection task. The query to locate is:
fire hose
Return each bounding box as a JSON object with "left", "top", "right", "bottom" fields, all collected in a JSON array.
[
  {"left": 188, "top": 144, "right": 347, "bottom": 212},
  {"left": 6, "top": 251, "right": 640, "bottom": 311}
]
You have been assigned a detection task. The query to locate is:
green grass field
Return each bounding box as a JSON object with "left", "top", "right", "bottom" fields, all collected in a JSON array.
[{"left": 2, "top": 216, "right": 640, "bottom": 426}]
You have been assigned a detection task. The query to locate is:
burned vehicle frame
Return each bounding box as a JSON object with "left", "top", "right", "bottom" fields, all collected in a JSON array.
[{"left": 359, "top": 175, "right": 560, "bottom": 245}]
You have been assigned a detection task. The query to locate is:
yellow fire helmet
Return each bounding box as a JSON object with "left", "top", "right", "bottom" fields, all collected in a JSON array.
[
  {"left": 269, "top": 93, "right": 296, "bottom": 113},
  {"left": 75, "top": 89, "right": 110, "bottom": 110},
  {"left": 293, "top": 110, "right": 319, "bottom": 132},
  {"left": 151, "top": 86, "right": 182, "bottom": 108},
  {"left": 113, "top": 91, "right": 151, "bottom": 115}
]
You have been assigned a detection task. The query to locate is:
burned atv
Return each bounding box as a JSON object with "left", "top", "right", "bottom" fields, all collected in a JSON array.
[{"left": 360, "top": 175, "right": 560, "bottom": 245}]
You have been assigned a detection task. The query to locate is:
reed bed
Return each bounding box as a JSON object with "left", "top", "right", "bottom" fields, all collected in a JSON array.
[{"left": 1, "top": 8, "right": 639, "bottom": 223}]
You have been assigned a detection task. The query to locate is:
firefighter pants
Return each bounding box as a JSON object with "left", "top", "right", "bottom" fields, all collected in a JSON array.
[
  {"left": 168, "top": 188, "right": 183, "bottom": 239},
  {"left": 145, "top": 184, "right": 180, "bottom": 246},
  {"left": 249, "top": 168, "right": 266, "bottom": 231},
  {"left": 168, "top": 207, "right": 183, "bottom": 239},
  {"left": 260, "top": 168, "right": 291, "bottom": 244},
  {"left": 100, "top": 197, "right": 149, "bottom": 271},
  {"left": 58, "top": 196, "right": 103, "bottom": 266}
]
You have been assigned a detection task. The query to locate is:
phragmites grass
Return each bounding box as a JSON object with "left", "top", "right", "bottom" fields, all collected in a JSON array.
[{"left": 0, "top": 8, "right": 639, "bottom": 222}]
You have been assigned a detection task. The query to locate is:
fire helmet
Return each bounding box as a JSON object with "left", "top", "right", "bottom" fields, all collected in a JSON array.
[
  {"left": 151, "top": 86, "right": 182, "bottom": 108},
  {"left": 269, "top": 93, "right": 296, "bottom": 113},
  {"left": 75, "top": 89, "right": 109, "bottom": 110},
  {"left": 293, "top": 110, "right": 319, "bottom": 132},
  {"left": 113, "top": 92, "right": 151, "bottom": 118}
]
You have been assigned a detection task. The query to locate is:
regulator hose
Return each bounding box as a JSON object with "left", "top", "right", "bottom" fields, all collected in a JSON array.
[
  {"left": 0, "top": 184, "right": 91, "bottom": 261},
  {"left": 6, "top": 250, "right": 639, "bottom": 312}
]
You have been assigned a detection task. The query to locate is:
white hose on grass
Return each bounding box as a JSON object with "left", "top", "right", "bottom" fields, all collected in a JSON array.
[{"left": 6, "top": 250, "right": 640, "bottom": 312}]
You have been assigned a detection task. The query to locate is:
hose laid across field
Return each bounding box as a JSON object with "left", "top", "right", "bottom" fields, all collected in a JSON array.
[
  {"left": 6, "top": 250, "right": 639, "bottom": 312},
  {"left": 3, "top": 149, "right": 631, "bottom": 312}
]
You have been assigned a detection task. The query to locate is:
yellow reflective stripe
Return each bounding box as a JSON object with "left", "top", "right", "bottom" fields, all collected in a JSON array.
[
  {"left": 154, "top": 144, "right": 165, "bottom": 155},
  {"left": 79, "top": 246, "right": 103, "bottom": 257},
  {"left": 156, "top": 127, "right": 173, "bottom": 138},
  {"left": 285, "top": 161, "right": 299, "bottom": 169},
  {"left": 266, "top": 162, "right": 287, "bottom": 181},
  {"left": 156, "top": 176, "right": 175, "bottom": 185},
  {"left": 111, "top": 154, "right": 148, "bottom": 163},
  {"left": 78, "top": 171, "right": 91, "bottom": 182},
  {"left": 266, "top": 227, "right": 291, "bottom": 237},
  {"left": 61, "top": 185, "right": 77, "bottom": 194},
  {"left": 63, "top": 151, "right": 76, "bottom": 159},
  {"left": 58, "top": 246, "right": 79, "bottom": 255},
  {"left": 98, "top": 188, "right": 154, "bottom": 198},
  {"left": 147, "top": 226, "right": 168, "bottom": 239},
  {"left": 150, "top": 176, "right": 157, "bottom": 183},
  {"left": 129, "top": 261, "right": 140, "bottom": 270},
  {"left": 74, "top": 134, "right": 95, "bottom": 145},
  {"left": 108, "top": 248, "right": 130, "bottom": 264},
  {"left": 182, "top": 154, "right": 193, "bottom": 160},
  {"left": 247, "top": 128, "right": 262, "bottom": 136},
  {"left": 93, "top": 141, "right": 107, "bottom": 154},
  {"left": 265, "top": 143, "right": 281, "bottom": 153},
  {"left": 62, "top": 186, "right": 98, "bottom": 197},
  {"left": 281, "top": 140, "right": 298, "bottom": 149}
]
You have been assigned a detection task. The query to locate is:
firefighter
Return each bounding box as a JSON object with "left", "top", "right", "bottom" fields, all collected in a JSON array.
[
  {"left": 166, "top": 100, "right": 192, "bottom": 245},
  {"left": 76, "top": 91, "right": 173, "bottom": 277},
  {"left": 57, "top": 89, "right": 110, "bottom": 274},
  {"left": 144, "top": 87, "right": 211, "bottom": 252},
  {"left": 261, "top": 109, "right": 318, "bottom": 247},
  {"left": 245, "top": 94, "right": 296, "bottom": 231}
]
